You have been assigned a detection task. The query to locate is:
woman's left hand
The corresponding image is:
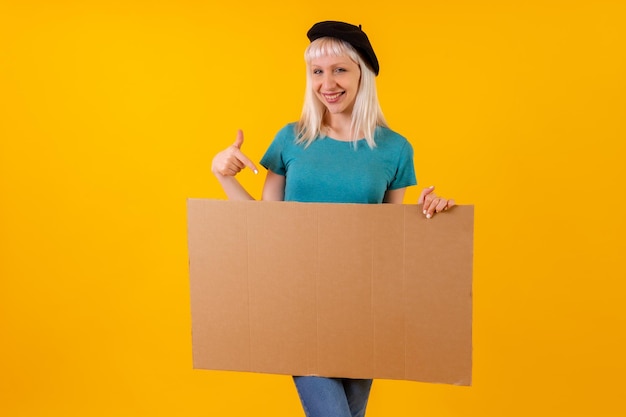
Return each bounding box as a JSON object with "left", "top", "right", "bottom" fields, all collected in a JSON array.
[{"left": 418, "top": 186, "right": 455, "bottom": 219}]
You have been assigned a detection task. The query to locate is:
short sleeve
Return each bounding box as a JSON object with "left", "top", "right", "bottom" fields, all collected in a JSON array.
[
  {"left": 389, "top": 140, "right": 417, "bottom": 190},
  {"left": 260, "top": 124, "right": 294, "bottom": 176}
]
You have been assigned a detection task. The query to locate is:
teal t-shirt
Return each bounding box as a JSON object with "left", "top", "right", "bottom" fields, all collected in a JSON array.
[{"left": 260, "top": 123, "right": 417, "bottom": 203}]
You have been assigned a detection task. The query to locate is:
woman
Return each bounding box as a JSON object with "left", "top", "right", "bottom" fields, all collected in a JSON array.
[{"left": 211, "top": 20, "right": 454, "bottom": 417}]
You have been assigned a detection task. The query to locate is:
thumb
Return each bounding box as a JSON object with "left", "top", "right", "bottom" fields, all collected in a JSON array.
[
  {"left": 417, "top": 185, "right": 435, "bottom": 205},
  {"left": 233, "top": 129, "right": 244, "bottom": 149},
  {"left": 231, "top": 129, "right": 259, "bottom": 175}
]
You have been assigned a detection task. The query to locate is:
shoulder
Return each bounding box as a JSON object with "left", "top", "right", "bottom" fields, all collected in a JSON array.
[
  {"left": 275, "top": 122, "right": 299, "bottom": 139},
  {"left": 375, "top": 126, "right": 413, "bottom": 149},
  {"left": 264, "top": 122, "right": 302, "bottom": 157},
  {"left": 266, "top": 122, "right": 298, "bottom": 148}
]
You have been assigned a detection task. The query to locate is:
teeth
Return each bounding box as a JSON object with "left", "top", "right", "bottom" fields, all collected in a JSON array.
[{"left": 325, "top": 92, "right": 342, "bottom": 100}]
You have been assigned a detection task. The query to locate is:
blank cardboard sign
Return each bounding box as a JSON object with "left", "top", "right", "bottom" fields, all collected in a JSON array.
[{"left": 187, "top": 199, "right": 474, "bottom": 385}]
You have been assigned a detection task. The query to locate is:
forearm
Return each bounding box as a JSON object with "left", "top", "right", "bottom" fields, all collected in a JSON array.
[{"left": 214, "top": 174, "right": 255, "bottom": 201}]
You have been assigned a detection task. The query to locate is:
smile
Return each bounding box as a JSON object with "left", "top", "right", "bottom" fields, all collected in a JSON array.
[{"left": 323, "top": 92, "right": 345, "bottom": 102}]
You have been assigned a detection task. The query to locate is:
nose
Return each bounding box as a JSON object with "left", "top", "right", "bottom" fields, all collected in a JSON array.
[{"left": 321, "top": 73, "right": 336, "bottom": 89}]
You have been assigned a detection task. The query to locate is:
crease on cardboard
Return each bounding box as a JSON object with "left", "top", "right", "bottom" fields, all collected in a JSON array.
[
  {"left": 402, "top": 206, "right": 408, "bottom": 380},
  {"left": 313, "top": 207, "right": 319, "bottom": 376},
  {"left": 369, "top": 218, "right": 375, "bottom": 378},
  {"left": 245, "top": 204, "right": 252, "bottom": 373}
]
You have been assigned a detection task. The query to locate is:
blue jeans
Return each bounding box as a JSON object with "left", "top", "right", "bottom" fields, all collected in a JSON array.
[{"left": 293, "top": 376, "right": 373, "bottom": 417}]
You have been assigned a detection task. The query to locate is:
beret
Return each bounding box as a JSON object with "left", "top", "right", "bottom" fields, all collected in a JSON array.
[{"left": 307, "top": 21, "right": 380, "bottom": 76}]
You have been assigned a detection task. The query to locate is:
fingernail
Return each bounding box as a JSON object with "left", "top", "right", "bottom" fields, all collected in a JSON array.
[
  {"left": 426, "top": 213, "right": 431, "bottom": 219},
  {"left": 253, "top": 169, "right": 258, "bottom": 175},
  {"left": 423, "top": 210, "right": 427, "bottom": 215},
  {"left": 429, "top": 185, "right": 434, "bottom": 188}
]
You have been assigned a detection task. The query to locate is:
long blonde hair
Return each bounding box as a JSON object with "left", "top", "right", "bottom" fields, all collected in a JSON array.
[{"left": 296, "top": 37, "right": 388, "bottom": 148}]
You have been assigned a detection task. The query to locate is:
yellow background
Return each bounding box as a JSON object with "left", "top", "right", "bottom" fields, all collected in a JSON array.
[{"left": 1, "top": 1, "right": 625, "bottom": 416}]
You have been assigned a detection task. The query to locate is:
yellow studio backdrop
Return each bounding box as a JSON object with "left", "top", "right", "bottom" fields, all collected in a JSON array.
[{"left": 1, "top": 1, "right": 625, "bottom": 416}]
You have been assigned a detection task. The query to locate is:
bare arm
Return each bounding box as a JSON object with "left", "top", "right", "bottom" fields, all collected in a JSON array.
[
  {"left": 212, "top": 174, "right": 256, "bottom": 200},
  {"left": 383, "top": 187, "right": 407, "bottom": 204},
  {"left": 262, "top": 170, "right": 286, "bottom": 201}
]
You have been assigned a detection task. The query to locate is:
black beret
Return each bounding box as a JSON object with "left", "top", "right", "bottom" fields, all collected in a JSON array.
[{"left": 307, "top": 21, "right": 380, "bottom": 76}]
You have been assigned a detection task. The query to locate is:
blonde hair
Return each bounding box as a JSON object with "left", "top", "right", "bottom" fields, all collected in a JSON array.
[{"left": 296, "top": 37, "right": 388, "bottom": 148}]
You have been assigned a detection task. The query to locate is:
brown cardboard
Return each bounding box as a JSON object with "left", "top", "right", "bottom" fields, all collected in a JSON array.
[{"left": 187, "top": 199, "right": 474, "bottom": 385}]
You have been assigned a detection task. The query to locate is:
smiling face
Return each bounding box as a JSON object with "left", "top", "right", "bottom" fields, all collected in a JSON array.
[{"left": 310, "top": 54, "right": 361, "bottom": 117}]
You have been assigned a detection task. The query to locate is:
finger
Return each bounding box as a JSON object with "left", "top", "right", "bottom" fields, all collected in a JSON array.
[
  {"left": 417, "top": 185, "right": 435, "bottom": 205},
  {"left": 221, "top": 166, "right": 238, "bottom": 176},
  {"left": 230, "top": 130, "right": 259, "bottom": 174},
  {"left": 422, "top": 191, "right": 437, "bottom": 214},
  {"left": 233, "top": 129, "right": 244, "bottom": 149},
  {"left": 422, "top": 199, "right": 432, "bottom": 215},
  {"left": 426, "top": 198, "right": 455, "bottom": 218},
  {"left": 216, "top": 160, "right": 242, "bottom": 176},
  {"left": 232, "top": 148, "right": 259, "bottom": 174},
  {"left": 229, "top": 155, "right": 245, "bottom": 170},
  {"left": 425, "top": 197, "right": 440, "bottom": 219},
  {"left": 435, "top": 199, "right": 448, "bottom": 213},
  {"left": 216, "top": 164, "right": 237, "bottom": 177}
]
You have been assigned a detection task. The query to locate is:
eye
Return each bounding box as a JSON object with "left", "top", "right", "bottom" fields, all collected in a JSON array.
[
  {"left": 312, "top": 69, "right": 323, "bottom": 75},
  {"left": 334, "top": 67, "right": 347, "bottom": 73}
]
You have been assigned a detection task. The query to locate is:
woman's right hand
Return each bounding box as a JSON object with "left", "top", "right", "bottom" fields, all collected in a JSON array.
[{"left": 211, "top": 130, "right": 259, "bottom": 177}]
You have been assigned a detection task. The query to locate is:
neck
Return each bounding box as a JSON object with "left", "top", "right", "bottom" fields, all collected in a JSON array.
[{"left": 323, "top": 113, "right": 354, "bottom": 141}]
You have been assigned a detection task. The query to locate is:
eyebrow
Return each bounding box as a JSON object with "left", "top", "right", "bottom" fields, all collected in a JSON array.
[{"left": 310, "top": 61, "right": 353, "bottom": 68}]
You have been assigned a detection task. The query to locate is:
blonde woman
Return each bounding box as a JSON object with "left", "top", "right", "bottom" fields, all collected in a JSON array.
[{"left": 211, "top": 21, "right": 454, "bottom": 417}]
